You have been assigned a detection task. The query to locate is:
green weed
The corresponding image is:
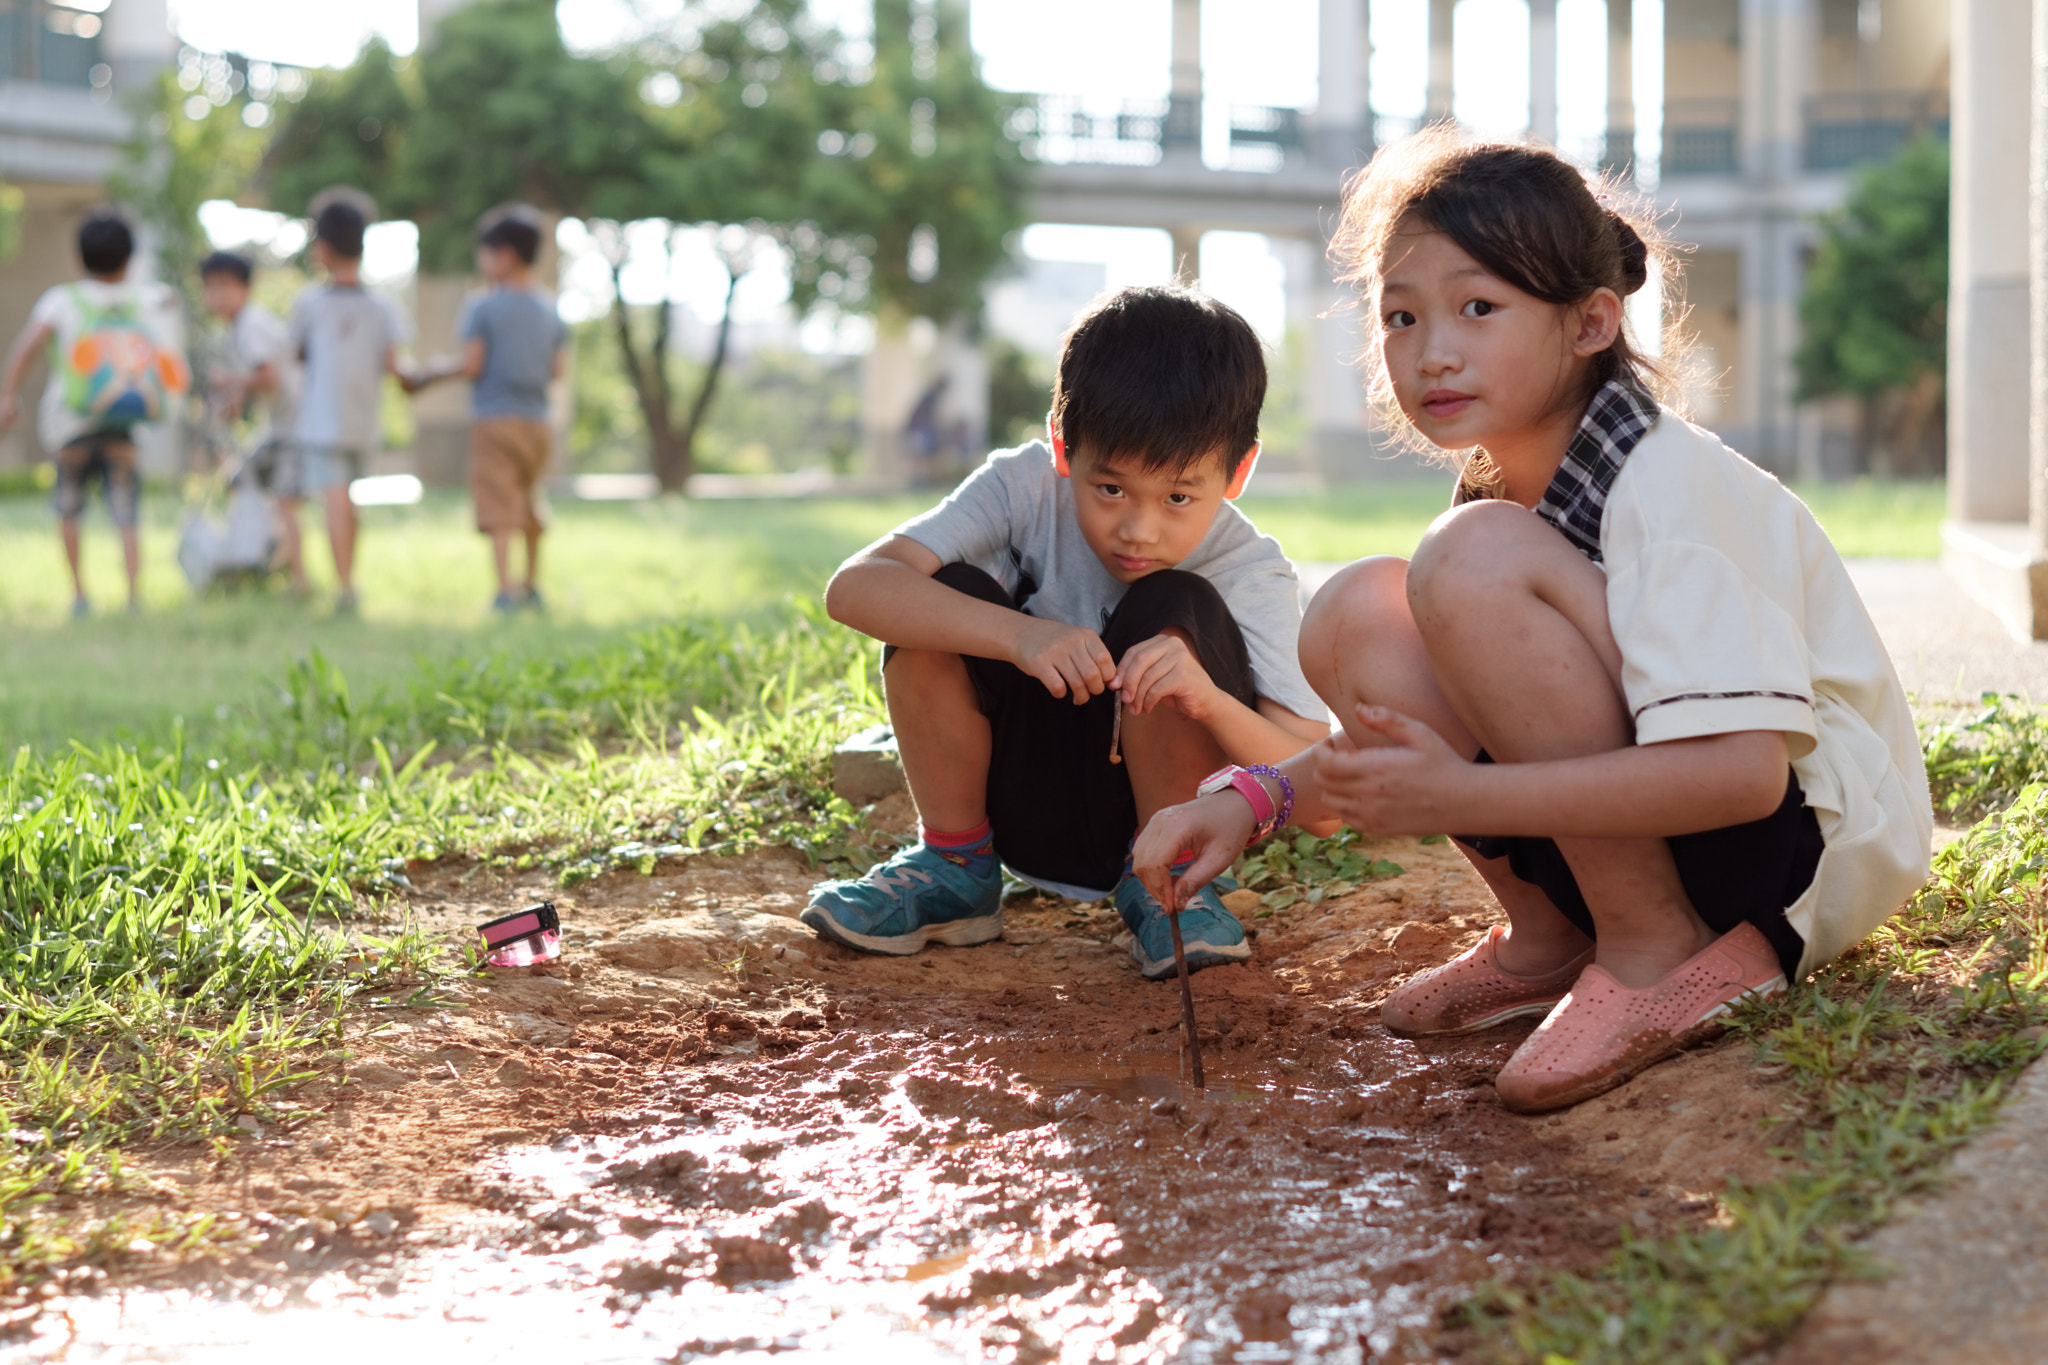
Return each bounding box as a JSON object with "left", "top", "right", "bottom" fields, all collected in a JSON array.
[{"left": 1234, "top": 827, "right": 1405, "bottom": 913}]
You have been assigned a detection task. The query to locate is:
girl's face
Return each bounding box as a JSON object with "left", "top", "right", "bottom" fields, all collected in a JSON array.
[{"left": 1375, "top": 227, "right": 1621, "bottom": 458}]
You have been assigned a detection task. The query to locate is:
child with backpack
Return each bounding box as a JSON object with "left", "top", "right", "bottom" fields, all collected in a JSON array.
[
  {"left": 0, "top": 210, "right": 187, "bottom": 616},
  {"left": 1134, "top": 131, "right": 1932, "bottom": 1112}
]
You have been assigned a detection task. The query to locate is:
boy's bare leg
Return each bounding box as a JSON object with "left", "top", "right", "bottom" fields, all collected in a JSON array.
[
  {"left": 882, "top": 648, "right": 991, "bottom": 832},
  {"left": 522, "top": 527, "right": 541, "bottom": 594},
  {"left": 1405, "top": 502, "right": 1717, "bottom": 987},
  {"left": 324, "top": 485, "right": 356, "bottom": 593},
  {"left": 277, "top": 499, "right": 309, "bottom": 591},
  {"left": 59, "top": 517, "right": 85, "bottom": 602},
  {"left": 1302, "top": 554, "right": 1596, "bottom": 974},
  {"left": 489, "top": 529, "right": 515, "bottom": 595},
  {"left": 1118, "top": 625, "right": 1228, "bottom": 827},
  {"left": 119, "top": 525, "right": 140, "bottom": 608}
]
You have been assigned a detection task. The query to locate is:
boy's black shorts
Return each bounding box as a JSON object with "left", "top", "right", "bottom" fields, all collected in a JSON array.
[
  {"left": 1456, "top": 756, "right": 1823, "bottom": 980},
  {"left": 883, "top": 562, "right": 1258, "bottom": 895}
]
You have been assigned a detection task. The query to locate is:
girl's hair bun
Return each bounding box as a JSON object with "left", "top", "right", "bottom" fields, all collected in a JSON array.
[{"left": 1610, "top": 211, "right": 1649, "bottom": 296}]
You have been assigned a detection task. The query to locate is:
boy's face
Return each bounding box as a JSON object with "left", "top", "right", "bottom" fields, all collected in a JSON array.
[
  {"left": 1066, "top": 443, "right": 1239, "bottom": 585},
  {"left": 200, "top": 274, "right": 248, "bottom": 320}
]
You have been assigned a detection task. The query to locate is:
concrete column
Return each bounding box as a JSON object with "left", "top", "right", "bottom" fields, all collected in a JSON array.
[
  {"left": 1529, "top": 0, "right": 1559, "bottom": 145},
  {"left": 1167, "top": 0, "right": 1202, "bottom": 154},
  {"left": 1280, "top": 235, "right": 1375, "bottom": 482},
  {"left": 1940, "top": 0, "right": 2043, "bottom": 638},
  {"left": 1739, "top": 0, "right": 1812, "bottom": 184},
  {"left": 1426, "top": 0, "right": 1455, "bottom": 123},
  {"left": 1605, "top": 0, "right": 1634, "bottom": 174},
  {"left": 1171, "top": 226, "right": 1204, "bottom": 283},
  {"left": 101, "top": 0, "right": 173, "bottom": 92},
  {"left": 1311, "top": 0, "right": 1371, "bottom": 167},
  {"left": 862, "top": 308, "right": 919, "bottom": 485}
]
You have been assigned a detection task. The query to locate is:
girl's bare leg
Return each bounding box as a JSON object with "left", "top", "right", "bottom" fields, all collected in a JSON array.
[{"left": 1301, "top": 555, "right": 1597, "bottom": 975}]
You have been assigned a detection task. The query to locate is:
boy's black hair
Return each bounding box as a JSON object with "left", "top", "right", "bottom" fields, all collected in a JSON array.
[
  {"left": 77, "top": 212, "right": 133, "bottom": 275},
  {"left": 1049, "top": 285, "right": 1265, "bottom": 478},
  {"left": 313, "top": 199, "right": 367, "bottom": 260},
  {"left": 475, "top": 204, "right": 543, "bottom": 266},
  {"left": 198, "top": 250, "right": 253, "bottom": 284}
]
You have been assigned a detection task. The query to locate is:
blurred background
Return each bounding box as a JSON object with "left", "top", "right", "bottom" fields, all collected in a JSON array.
[{"left": 0, "top": 0, "right": 1953, "bottom": 494}]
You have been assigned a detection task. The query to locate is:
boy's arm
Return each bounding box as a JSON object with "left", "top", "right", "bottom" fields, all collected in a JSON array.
[
  {"left": 404, "top": 339, "right": 485, "bottom": 393},
  {"left": 826, "top": 534, "right": 1118, "bottom": 703},
  {"left": 0, "top": 318, "right": 54, "bottom": 428}
]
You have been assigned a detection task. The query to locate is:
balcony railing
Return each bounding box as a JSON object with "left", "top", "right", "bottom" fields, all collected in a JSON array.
[
  {"left": 1805, "top": 90, "right": 1949, "bottom": 170},
  {"left": 1663, "top": 98, "right": 1740, "bottom": 177},
  {"left": 1007, "top": 94, "right": 1306, "bottom": 170}
]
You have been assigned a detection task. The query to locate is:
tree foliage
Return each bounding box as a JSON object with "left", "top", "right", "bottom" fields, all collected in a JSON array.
[
  {"left": 261, "top": 0, "right": 1029, "bottom": 491},
  {"left": 1795, "top": 138, "right": 1949, "bottom": 473}
]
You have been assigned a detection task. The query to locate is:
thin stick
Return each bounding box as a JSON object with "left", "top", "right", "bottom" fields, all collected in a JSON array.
[
  {"left": 1108, "top": 694, "right": 1123, "bottom": 764},
  {"left": 1168, "top": 908, "right": 1204, "bottom": 1088}
]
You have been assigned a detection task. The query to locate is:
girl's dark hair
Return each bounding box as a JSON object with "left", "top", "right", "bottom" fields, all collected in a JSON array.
[{"left": 1330, "top": 126, "right": 1689, "bottom": 453}]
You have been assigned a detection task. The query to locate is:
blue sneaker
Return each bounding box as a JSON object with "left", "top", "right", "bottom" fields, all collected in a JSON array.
[
  {"left": 801, "top": 844, "right": 1003, "bottom": 956},
  {"left": 1114, "top": 870, "right": 1251, "bottom": 980}
]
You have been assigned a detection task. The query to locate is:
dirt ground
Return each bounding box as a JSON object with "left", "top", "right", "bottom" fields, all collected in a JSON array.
[{"left": 5, "top": 803, "right": 1802, "bottom": 1363}]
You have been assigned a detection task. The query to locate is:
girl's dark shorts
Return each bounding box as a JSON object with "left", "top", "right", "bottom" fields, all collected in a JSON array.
[
  {"left": 1455, "top": 753, "right": 1823, "bottom": 980},
  {"left": 882, "top": 562, "right": 1258, "bottom": 893}
]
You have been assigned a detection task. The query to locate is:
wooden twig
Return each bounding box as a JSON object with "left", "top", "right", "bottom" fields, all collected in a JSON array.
[{"left": 1168, "top": 908, "right": 1204, "bottom": 1088}]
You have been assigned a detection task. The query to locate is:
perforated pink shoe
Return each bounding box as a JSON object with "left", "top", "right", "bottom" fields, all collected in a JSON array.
[
  {"left": 1494, "top": 922, "right": 1788, "bottom": 1114},
  {"left": 1380, "top": 925, "right": 1595, "bottom": 1037}
]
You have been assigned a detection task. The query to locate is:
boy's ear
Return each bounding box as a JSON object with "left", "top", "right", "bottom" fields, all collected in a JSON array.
[
  {"left": 1224, "top": 444, "right": 1259, "bottom": 500},
  {"left": 1049, "top": 427, "right": 1070, "bottom": 478}
]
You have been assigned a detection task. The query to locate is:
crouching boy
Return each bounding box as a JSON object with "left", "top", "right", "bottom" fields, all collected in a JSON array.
[{"left": 806, "top": 286, "right": 1333, "bottom": 979}]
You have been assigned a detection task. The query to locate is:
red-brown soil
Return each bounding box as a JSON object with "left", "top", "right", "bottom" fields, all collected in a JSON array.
[{"left": 9, "top": 818, "right": 1798, "bottom": 1363}]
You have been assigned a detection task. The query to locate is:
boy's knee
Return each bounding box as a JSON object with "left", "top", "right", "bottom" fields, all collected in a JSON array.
[{"left": 1108, "top": 568, "right": 1229, "bottom": 645}]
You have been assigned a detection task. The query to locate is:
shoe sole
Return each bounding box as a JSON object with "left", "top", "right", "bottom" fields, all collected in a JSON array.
[
  {"left": 1135, "top": 938, "right": 1252, "bottom": 981},
  {"left": 799, "top": 904, "right": 1003, "bottom": 956},
  {"left": 1499, "top": 975, "right": 1787, "bottom": 1114},
  {"left": 1382, "top": 994, "right": 1568, "bottom": 1039}
]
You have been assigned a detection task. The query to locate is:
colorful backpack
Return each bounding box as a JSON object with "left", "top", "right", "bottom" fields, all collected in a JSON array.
[{"left": 56, "top": 286, "right": 188, "bottom": 427}]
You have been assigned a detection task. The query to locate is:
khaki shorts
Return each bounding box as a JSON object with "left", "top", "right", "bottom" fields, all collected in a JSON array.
[{"left": 470, "top": 418, "right": 551, "bottom": 534}]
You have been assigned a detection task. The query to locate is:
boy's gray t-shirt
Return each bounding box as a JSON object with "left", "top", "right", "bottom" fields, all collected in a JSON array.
[
  {"left": 895, "top": 441, "right": 1324, "bottom": 721},
  {"left": 459, "top": 287, "right": 565, "bottom": 420},
  {"left": 289, "top": 284, "right": 409, "bottom": 451}
]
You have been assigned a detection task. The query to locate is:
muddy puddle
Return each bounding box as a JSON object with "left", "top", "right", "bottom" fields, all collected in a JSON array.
[{"left": 2, "top": 831, "right": 1798, "bottom": 1363}]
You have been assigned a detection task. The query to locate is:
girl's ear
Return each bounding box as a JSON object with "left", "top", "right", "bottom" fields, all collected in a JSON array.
[
  {"left": 1572, "top": 287, "right": 1626, "bottom": 358},
  {"left": 1049, "top": 422, "right": 1070, "bottom": 477},
  {"left": 1224, "top": 444, "right": 1259, "bottom": 499}
]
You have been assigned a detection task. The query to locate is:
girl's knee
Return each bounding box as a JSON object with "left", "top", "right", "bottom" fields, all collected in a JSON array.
[
  {"left": 1408, "top": 500, "right": 1559, "bottom": 613},
  {"left": 1300, "top": 556, "right": 1411, "bottom": 690}
]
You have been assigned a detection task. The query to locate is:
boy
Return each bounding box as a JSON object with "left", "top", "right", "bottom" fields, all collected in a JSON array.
[
  {"left": 808, "top": 286, "right": 1333, "bottom": 979},
  {"left": 0, "top": 211, "right": 185, "bottom": 616},
  {"left": 407, "top": 204, "right": 565, "bottom": 611},
  {"left": 199, "top": 250, "right": 298, "bottom": 514},
  {"left": 286, "top": 192, "right": 410, "bottom": 613}
]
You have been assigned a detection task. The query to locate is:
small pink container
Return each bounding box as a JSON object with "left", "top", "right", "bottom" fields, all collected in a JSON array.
[{"left": 478, "top": 902, "right": 563, "bottom": 967}]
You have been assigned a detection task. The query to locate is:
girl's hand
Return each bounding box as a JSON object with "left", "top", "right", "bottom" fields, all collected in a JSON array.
[
  {"left": 1313, "top": 704, "right": 1472, "bottom": 834},
  {"left": 1012, "top": 616, "right": 1115, "bottom": 704},
  {"left": 1132, "top": 791, "right": 1257, "bottom": 914},
  {"left": 1111, "top": 633, "right": 1220, "bottom": 721}
]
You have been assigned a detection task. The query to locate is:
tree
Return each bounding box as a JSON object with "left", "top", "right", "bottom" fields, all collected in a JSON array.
[
  {"left": 1794, "top": 138, "right": 1949, "bottom": 475},
  {"left": 263, "top": 0, "right": 1030, "bottom": 492}
]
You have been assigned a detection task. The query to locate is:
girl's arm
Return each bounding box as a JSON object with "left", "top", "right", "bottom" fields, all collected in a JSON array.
[{"left": 1132, "top": 704, "right": 1786, "bottom": 911}]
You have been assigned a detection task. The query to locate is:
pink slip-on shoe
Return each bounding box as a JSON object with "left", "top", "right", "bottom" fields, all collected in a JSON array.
[
  {"left": 1494, "top": 921, "right": 1788, "bottom": 1114},
  {"left": 1381, "top": 925, "right": 1596, "bottom": 1037}
]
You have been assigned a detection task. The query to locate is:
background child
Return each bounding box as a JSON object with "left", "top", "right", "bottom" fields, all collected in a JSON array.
[
  {"left": 809, "top": 286, "right": 1333, "bottom": 980},
  {"left": 1135, "top": 131, "right": 1931, "bottom": 1112},
  {"left": 0, "top": 211, "right": 184, "bottom": 617},
  {"left": 407, "top": 204, "right": 565, "bottom": 612},
  {"left": 285, "top": 192, "right": 410, "bottom": 613},
  {"left": 199, "top": 250, "right": 298, "bottom": 487}
]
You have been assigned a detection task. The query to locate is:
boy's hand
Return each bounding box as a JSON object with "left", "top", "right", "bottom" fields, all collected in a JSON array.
[
  {"left": 1312, "top": 704, "right": 1469, "bottom": 834},
  {"left": 1111, "top": 633, "right": 1219, "bottom": 721},
  {"left": 1012, "top": 616, "right": 1115, "bottom": 705}
]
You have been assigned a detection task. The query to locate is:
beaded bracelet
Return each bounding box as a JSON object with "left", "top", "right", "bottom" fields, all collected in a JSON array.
[{"left": 1244, "top": 763, "right": 1295, "bottom": 838}]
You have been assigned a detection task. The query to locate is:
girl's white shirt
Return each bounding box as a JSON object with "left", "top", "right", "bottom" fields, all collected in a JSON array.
[{"left": 1601, "top": 410, "right": 1933, "bottom": 976}]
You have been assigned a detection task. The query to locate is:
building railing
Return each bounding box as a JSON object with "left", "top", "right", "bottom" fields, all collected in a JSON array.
[
  {"left": 1663, "top": 98, "right": 1740, "bottom": 177},
  {"left": 1007, "top": 94, "right": 1307, "bottom": 169},
  {"left": 1805, "top": 90, "right": 1949, "bottom": 170}
]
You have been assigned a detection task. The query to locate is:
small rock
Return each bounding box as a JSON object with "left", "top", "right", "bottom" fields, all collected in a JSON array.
[
  {"left": 362, "top": 1210, "right": 399, "bottom": 1237},
  {"left": 1234, "top": 1287, "right": 1295, "bottom": 1342},
  {"left": 1220, "top": 889, "right": 1263, "bottom": 917},
  {"left": 495, "top": 1058, "right": 542, "bottom": 1088},
  {"left": 711, "top": 1235, "right": 794, "bottom": 1285},
  {"left": 1150, "top": 1098, "right": 1178, "bottom": 1116},
  {"left": 234, "top": 1115, "right": 262, "bottom": 1136},
  {"left": 1388, "top": 921, "right": 1432, "bottom": 954}
]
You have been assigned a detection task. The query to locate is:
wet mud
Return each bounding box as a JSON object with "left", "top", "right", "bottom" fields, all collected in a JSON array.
[{"left": 5, "top": 821, "right": 1798, "bottom": 1363}]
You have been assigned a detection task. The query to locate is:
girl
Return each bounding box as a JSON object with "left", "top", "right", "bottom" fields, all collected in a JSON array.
[{"left": 1133, "top": 130, "right": 1932, "bottom": 1114}]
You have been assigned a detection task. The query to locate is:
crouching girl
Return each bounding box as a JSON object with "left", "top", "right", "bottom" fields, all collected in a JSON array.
[{"left": 1133, "top": 130, "right": 1931, "bottom": 1113}]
